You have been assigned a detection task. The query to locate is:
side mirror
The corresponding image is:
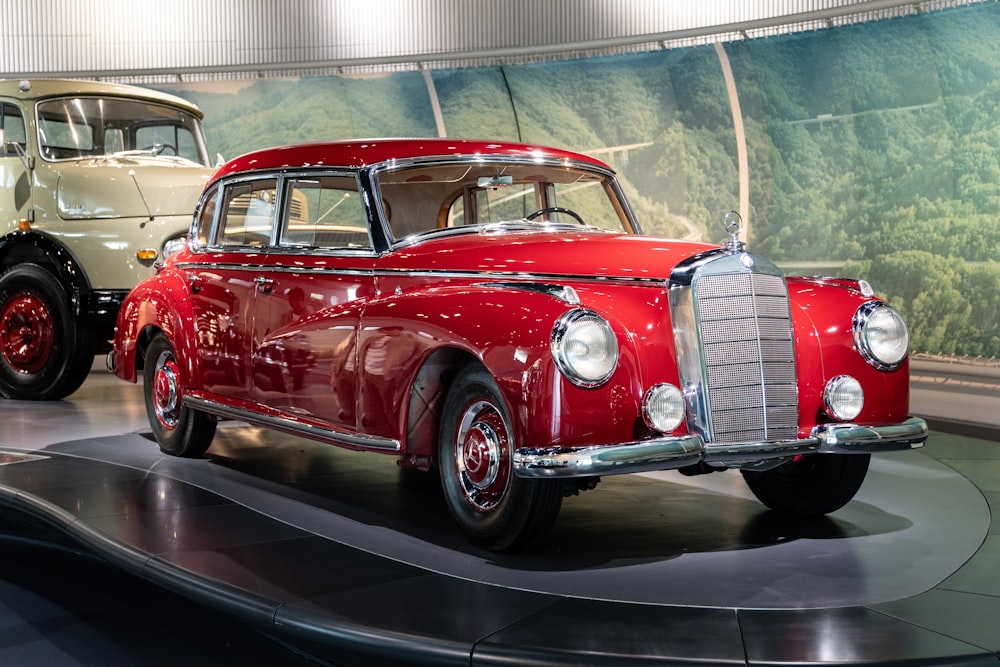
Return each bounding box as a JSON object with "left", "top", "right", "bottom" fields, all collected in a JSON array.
[{"left": 0, "top": 128, "right": 34, "bottom": 169}]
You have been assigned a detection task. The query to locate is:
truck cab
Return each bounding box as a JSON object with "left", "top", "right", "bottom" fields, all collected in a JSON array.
[{"left": 0, "top": 78, "right": 214, "bottom": 399}]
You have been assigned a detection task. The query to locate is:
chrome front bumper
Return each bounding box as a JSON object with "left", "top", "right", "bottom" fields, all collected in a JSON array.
[{"left": 512, "top": 417, "right": 928, "bottom": 479}]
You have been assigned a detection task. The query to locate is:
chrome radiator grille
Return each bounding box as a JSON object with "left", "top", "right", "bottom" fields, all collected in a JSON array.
[{"left": 694, "top": 271, "right": 798, "bottom": 444}]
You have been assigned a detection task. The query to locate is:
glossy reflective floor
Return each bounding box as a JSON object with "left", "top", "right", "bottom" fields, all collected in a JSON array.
[{"left": 1, "top": 363, "right": 999, "bottom": 665}]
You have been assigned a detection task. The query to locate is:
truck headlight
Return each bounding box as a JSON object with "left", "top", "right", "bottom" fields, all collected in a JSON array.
[
  {"left": 162, "top": 236, "right": 188, "bottom": 258},
  {"left": 551, "top": 309, "right": 618, "bottom": 387},
  {"left": 853, "top": 302, "right": 909, "bottom": 370}
]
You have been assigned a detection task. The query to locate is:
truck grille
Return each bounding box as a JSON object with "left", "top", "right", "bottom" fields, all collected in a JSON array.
[{"left": 694, "top": 271, "right": 798, "bottom": 444}]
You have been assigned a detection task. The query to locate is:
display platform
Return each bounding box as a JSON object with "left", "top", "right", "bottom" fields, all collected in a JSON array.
[{"left": 1, "top": 368, "right": 999, "bottom": 665}]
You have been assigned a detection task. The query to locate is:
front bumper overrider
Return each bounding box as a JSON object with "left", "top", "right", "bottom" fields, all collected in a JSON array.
[{"left": 512, "top": 416, "right": 928, "bottom": 478}]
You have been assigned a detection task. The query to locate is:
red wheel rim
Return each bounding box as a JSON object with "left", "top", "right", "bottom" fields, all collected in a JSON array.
[
  {"left": 0, "top": 293, "right": 55, "bottom": 374},
  {"left": 454, "top": 399, "right": 511, "bottom": 512},
  {"left": 152, "top": 351, "right": 182, "bottom": 429}
]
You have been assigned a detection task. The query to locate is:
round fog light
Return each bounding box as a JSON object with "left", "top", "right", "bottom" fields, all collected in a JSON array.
[
  {"left": 642, "top": 383, "right": 685, "bottom": 433},
  {"left": 824, "top": 375, "right": 864, "bottom": 421}
]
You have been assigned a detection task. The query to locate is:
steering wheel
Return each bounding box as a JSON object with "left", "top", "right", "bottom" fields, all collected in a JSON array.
[
  {"left": 141, "top": 143, "right": 177, "bottom": 156},
  {"left": 525, "top": 206, "right": 586, "bottom": 225}
]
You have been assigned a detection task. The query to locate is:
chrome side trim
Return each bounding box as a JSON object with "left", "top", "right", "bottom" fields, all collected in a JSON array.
[
  {"left": 477, "top": 281, "right": 581, "bottom": 305},
  {"left": 184, "top": 396, "right": 401, "bottom": 452},
  {"left": 513, "top": 417, "right": 927, "bottom": 478},
  {"left": 175, "top": 259, "right": 671, "bottom": 287},
  {"left": 175, "top": 261, "right": 377, "bottom": 277}
]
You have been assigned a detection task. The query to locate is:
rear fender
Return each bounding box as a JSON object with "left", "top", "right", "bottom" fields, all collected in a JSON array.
[{"left": 113, "top": 269, "right": 198, "bottom": 385}]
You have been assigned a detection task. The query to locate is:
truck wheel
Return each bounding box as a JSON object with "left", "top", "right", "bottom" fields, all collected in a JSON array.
[
  {"left": 741, "top": 453, "right": 871, "bottom": 517},
  {"left": 0, "top": 263, "right": 96, "bottom": 400},
  {"left": 143, "top": 333, "right": 216, "bottom": 457},
  {"left": 438, "top": 363, "right": 562, "bottom": 551}
]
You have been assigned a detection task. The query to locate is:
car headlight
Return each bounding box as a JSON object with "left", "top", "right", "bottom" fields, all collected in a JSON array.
[
  {"left": 853, "top": 302, "right": 909, "bottom": 370},
  {"left": 551, "top": 309, "right": 619, "bottom": 387},
  {"left": 642, "top": 383, "right": 686, "bottom": 433},
  {"left": 824, "top": 375, "right": 864, "bottom": 421}
]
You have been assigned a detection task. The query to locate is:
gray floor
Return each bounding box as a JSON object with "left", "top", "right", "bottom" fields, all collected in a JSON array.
[{"left": 0, "top": 361, "right": 998, "bottom": 665}]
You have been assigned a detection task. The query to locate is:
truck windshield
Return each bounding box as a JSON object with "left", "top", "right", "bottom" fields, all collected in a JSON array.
[{"left": 36, "top": 96, "right": 209, "bottom": 166}]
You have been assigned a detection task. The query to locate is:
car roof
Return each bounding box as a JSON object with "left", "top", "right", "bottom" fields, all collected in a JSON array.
[
  {"left": 0, "top": 78, "right": 203, "bottom": 118},
  {"left": 209, "top": 138, "right": 613, "bottom": 183}
]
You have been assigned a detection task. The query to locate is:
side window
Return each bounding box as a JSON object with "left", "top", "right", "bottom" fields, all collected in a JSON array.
[
  {"left": 191, "top": 187, "right": 219, "bottom": 249},
  {"left": 219, "top": 179, "right": 278, "bottom": 247},
  {"left": 279, "top": 176, "right": 371, "bottom": 250},
  {"left": 0, "top": 104, "right": 27, "bottom": 148}
]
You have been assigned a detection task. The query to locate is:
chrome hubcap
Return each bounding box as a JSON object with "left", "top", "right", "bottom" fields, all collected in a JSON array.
[
  {"left": 152, "top": 351, "right": 181, "bottom": 429},
  {"left": 455, "top": 399, "right": 510, "bottom": 512}
]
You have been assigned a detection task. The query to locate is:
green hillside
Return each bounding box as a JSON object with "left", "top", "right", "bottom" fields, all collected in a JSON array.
[{"left": 159, "top": 2, "right": 1000, "bottom": 357}]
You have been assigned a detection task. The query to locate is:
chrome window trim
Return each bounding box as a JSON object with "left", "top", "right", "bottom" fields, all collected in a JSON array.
[
  {"left": 197, "top": 168, "right": 368, "bottom": 252},
  {"left": 366, "top": 154, "right": 638, "bottom": 246}
]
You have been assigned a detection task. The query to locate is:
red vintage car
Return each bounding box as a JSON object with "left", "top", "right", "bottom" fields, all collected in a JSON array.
[{"left": 109, "top": 139, "right": 927, "bottom": 551}]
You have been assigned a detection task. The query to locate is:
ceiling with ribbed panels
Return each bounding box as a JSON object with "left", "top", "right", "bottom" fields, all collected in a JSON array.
[{"left": 0, "top": 0, "right": 985, "bottom": 81}]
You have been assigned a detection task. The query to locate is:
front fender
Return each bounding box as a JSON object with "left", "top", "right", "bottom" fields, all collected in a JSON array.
[
  {"left": 788, "top": 279, "right": 910, "bottom": 426},
  {"left": 358, "top": 283, "right": 648, "bottom": 451}
]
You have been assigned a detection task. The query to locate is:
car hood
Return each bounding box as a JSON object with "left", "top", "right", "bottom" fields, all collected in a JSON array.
[
  {"left": 56, "top": 158, "right": 213, "bottom": 220},
  {"left": 387, "top": 229, "right": 719, "bottom": 281}
]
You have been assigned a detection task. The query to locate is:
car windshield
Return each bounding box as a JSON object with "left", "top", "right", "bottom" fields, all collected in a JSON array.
[
  {"left": 376, "top": 161, "right": 634, "bottom": 241},
  {"left": 36, "top": 96, "right": 209, "bottom": 165}
]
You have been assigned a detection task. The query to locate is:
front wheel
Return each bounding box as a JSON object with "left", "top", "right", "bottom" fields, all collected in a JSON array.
[
  {"left": 741, "top": 453, "right": 871, "bottom": 517},
  {"left": 438, "top": 364, "right": 562, "bottom": 551},
  {"left": 0, "top": 263, "right": 96, "bottom": 400},
  {"left": 143, "top": 333, "right": 216, "bottom": 457}
]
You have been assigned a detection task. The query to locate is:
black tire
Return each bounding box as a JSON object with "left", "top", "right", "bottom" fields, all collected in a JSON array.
[
  {"left": 741, "top": 453, "right": 871, "bottom": 517},
  {"left": 0, "top": 263, "right": 96, "bottom": 400},
  {"left": 438, "top": 364, "right": 562, "bottom": 551},
  {"left": 143, "top": 333, "right": 216, "bottom": 457}
]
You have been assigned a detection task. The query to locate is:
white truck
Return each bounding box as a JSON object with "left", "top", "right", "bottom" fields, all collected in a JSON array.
[{"left": 0, "top": 79, "right": 214, "bottom": 399}]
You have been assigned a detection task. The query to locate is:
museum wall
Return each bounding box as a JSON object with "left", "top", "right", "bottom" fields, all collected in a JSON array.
[
  {"left": 156, "top": 2, "right": 999, "bottom": 358},
  {"left": 0, "top": 0, "right": 941, "bottom": 78}
]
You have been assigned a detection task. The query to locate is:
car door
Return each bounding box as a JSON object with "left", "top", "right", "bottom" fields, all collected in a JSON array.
[
  {"left": 188, "top": 177, "right": 278, "bottom": 402},
  {"left": 249, "top": 174, "right": 376, "bottom": 432}
]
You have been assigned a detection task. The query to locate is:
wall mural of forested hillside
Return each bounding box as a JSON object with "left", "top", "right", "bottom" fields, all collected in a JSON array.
[{"left": 161, "top": 2, "right": 1000, "bottom": 358}]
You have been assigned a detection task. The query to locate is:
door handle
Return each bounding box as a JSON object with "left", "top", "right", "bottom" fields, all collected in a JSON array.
[
  {"left": 254, "top": 276, "right": 275, "bottom": 294},
  {"left": 187, "top": 274, "right": 203, "bottom": 294}
]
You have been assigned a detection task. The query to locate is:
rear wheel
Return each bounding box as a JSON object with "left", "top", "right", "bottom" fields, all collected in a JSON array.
[
  {"left": 143, "top": 333, "right": 216, "bottom": 457},
  {"left": 438, "top": 364, "right": 562, "bottom": 551},
  {"left": 741, "top": 453, "right": 871, "bottom": 517},
  {"left": 0, "top": 263, "right": 95, "bottom": 400}
]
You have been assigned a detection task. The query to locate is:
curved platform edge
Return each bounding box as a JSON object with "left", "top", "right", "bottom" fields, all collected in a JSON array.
[{"left": 1, "top": 442, "right": 999, "bottom": 666}]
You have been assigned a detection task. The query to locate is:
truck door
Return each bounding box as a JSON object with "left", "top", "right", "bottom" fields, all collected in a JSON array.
[{"left": 0, "top": 103, "right": 32, "bottom": 229}]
